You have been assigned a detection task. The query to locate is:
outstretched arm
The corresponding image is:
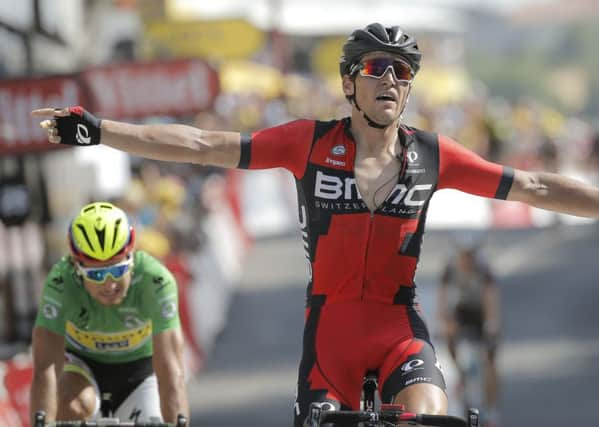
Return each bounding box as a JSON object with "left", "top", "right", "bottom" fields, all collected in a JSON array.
[
  {"left": 508, "top": 170, "right": 599, "bottom": 218},
  {"left": 438, "top": 135, "right": 599, "bottom": 218},
  {"left": 31, "top": 108, "right": 242, "bottom": 168}
]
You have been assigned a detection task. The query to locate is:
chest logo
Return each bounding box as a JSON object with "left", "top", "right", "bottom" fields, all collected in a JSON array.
[
  {"left": 314, "top": 170, "right": 432, "bottom": 207},
  {"left": 331, "top": 145, "right": 346, "bottom": 156}
]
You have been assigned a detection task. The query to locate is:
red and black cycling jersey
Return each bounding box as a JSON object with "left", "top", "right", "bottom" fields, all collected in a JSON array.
[{"left": 239, "top": 118, "right": 513, "bottom": 307}]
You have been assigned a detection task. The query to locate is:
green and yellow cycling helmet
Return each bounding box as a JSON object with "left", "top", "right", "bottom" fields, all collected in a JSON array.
[{"left": 68, "top": 202, "right": 135, "bottom": 262}]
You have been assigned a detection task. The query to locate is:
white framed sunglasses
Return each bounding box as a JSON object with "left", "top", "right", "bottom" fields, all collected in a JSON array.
[{"left": 77, "top": 257, "right": 133, "bottom": 284}]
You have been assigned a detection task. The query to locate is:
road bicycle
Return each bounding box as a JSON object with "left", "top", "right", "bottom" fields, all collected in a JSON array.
[
  {"left": 304, "top": 371, "right": 479, "bottom": 427},
  {"left": 33, "top": 411, "right": 187, "bottom": 427}
]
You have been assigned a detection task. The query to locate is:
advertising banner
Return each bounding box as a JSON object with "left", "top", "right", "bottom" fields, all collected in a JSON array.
[
  {"left": 82, "top": 59, "right": 219, "bottom": 119},
  {"left": 0, "top": 76, "right": 82, "bottom": 156},
  {"left": 144, "top": 19, "right": 265, "bottom": 60}
]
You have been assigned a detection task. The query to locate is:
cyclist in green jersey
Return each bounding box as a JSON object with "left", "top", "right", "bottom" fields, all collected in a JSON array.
[{"left": 29, "top": 202, "right": 189, "bottom": 425}]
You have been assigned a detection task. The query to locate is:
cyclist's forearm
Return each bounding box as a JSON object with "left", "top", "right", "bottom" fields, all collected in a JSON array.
[
  {"left": 158, "top": 373, "right": 189, "bottom": 423},
  {"left": 30, "top": 371, "right": 58, "bottom": 424},
  {"left": 101, "top": 120, "right": 206, "bottom": 164}
]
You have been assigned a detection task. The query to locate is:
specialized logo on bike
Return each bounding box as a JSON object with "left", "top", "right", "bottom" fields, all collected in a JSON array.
[
  {"left": 65, "top": 320, "right": 151, "bottom": 353},
  {"left": 76, "top": 123, "right": 92, "bottom": 145},
  {"left": 129, "top": 408, "right": 142, "bottom": 422}
]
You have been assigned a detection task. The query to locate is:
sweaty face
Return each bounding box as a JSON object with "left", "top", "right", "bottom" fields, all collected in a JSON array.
[
  {"left": 78, "top": 254, "right": 133, "bottom": 306},
  {"left": 343, "top": 52, "right": 412, "bottom": 127}
]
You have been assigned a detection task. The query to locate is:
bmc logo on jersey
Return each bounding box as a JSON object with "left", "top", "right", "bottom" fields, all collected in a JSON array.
[{"left": 314, "top": 171, "right": 432, "bottom": 206}]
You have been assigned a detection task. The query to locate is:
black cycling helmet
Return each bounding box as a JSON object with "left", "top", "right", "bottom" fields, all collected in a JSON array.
[{"left": 339, "top": 23, "right": 422, "bottom": 77}]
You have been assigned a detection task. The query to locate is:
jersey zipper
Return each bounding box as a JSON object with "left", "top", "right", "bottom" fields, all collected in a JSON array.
[{"left": 361, "top": 212, "right": 375, "bottom": 300}]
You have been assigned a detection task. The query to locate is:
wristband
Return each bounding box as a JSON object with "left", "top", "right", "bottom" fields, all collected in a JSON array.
[{"left": 55, "top": 106, "right": 102, "bottom": 146}]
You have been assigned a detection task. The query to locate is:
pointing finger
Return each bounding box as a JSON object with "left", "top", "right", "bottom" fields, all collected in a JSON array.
[{"left": 31, "top": 108, "right": 70, "bottom": 117}]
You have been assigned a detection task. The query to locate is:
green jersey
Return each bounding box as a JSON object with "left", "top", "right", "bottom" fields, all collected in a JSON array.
[{"left": 35, "top": 251, "right": 180, "bottom": 364}]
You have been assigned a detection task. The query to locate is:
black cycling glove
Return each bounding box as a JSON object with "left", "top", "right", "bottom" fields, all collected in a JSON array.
[{"left": 55, "top": 106, "right": 102, "bottom": 146}]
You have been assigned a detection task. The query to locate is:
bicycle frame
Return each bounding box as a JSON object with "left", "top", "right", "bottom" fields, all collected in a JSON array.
[{"left": 33, "top": 411, "right": 188, "bottom": 427}]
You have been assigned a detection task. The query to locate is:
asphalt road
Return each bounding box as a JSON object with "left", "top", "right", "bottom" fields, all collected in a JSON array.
[{"left": 188, "top": 224, "right": 599, "bottom": 427}]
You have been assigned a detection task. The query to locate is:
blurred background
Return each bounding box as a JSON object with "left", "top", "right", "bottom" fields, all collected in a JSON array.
[{"left": 0, "top": 0, "right": 598, "bottom": 426}]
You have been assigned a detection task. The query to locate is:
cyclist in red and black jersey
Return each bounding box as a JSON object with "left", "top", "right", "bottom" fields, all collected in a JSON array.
[{"left": 33, "top": 22, "right": 599, "bottom": 426}]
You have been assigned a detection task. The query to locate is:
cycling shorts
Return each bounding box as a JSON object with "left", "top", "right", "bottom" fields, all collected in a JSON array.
[
  {"left": 454, "top": 304, "right": 484, "bottom": 332},
  {"left": 64, "top": 352, "right": 162, "bottom": 422},
  {"left": 293, "top": 299, "right": 446, "bottom": 427}
]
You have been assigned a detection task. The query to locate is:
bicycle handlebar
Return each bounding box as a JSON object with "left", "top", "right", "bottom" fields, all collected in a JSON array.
[
  {"left": 47, "top": 423, "right": 174, "bottom": 427},
  {"left": 35, "top": 411, "right": 188, "bottom": 427},
  {"left": 306, "top": 403, "right": 479, "bottom": 426},
  {"left": 318, "top": 411, "right": 468, "bottom": 426}
]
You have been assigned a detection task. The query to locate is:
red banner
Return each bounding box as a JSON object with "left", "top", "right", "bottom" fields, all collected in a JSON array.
[
  {"left": 3, "top": 357, "right": 33, "bottom": 427},
  {"left": 0, "top": 76, "right": 82, "bottom": 156},
  {"left": 0, "top": 59, "right": 219, "bottom": 155},
  {"left": 82, "top": 59, "right": 219, "bottom": 119}
]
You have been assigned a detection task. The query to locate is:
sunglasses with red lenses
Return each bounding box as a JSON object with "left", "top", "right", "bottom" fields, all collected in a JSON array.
[{"left": 352, "top": 58, "right": 414, "bottom": 82}]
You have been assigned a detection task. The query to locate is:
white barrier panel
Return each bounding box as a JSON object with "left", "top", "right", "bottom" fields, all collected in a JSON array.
[
  {"left": 427, "top": 189, "right": 492, "bottom": 229},
  {"left": 240, "top": 170, "right": 297, "bottom": 238}
]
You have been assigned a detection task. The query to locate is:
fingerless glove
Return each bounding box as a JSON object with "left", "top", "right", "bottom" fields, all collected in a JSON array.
[{"left": 55, "top": 106, "right": 102, "bottom": 146}]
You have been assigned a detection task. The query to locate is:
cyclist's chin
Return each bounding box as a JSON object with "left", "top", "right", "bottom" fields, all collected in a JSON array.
[
  {"left": 372, "top": 109, "right": 400, "bottom": 125},
  {"left": 96, "top": 292, "right": 125, "bottom": 306}
]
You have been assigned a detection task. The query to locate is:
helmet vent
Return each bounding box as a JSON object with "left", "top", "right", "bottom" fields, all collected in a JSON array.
[
  {"left": 95, "top": 224, "right": 106, "bottom": 252},
  {"left": 76, "top": 223, "right": 95, "bottom": 253},
  {"left": 369, "top": 23, "right": 389, "bottom": 42},
  {"left": 111, "top": 219, "right": 122, "bottom": 250}
]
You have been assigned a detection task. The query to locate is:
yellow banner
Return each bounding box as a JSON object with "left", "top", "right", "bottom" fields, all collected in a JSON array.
[
  {"left": 219, "top": 60, "right": 283, "bottom": 98},
  {"left": 311, "top": 36, "right": 346, "bottom": 77},
  {"left": 144, "top": 19, "right": 266, "bottom": 60}
]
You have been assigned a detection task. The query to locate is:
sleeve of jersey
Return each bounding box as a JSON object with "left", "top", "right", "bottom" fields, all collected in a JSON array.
[
  {"left": 237, "top": 119, "right": 315, "bottom": 179},
  {"left": 438, "top": 135, "right": 514, "bottom": 199},
  {"left": 142, "top": 256, "right": 181, "bottom": 335},
  {"left": 34, "top": 263, "right": 66, "bottom": 335}
]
